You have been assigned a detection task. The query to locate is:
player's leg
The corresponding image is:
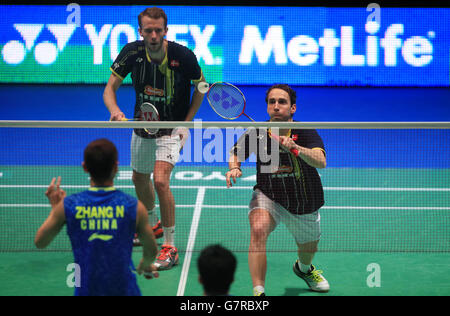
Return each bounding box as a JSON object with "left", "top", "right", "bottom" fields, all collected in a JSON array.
[
  {"left": 153, "top": 160, "right": 175, "bottom": 239},
  {"left": 248, "top": 189, "right": 279, "bottom": 296},
  {"left": 285, "top": 210, "right": 329, "bottom": 292},
  {"left": 248, "top": 208, "right": 276, "bottom": 296},
  {"left": 296, "top": 239, "right": 319, "bottom": 270},
  {"left": 132, "top": 171, "right": 156, "bottom": 216},
  {"left": 294, "top": 240, "right": 329, "bottom": 292},
  {"left": 153, "top": 135, "right": 182, "bottom": 270},
  {"left": 131, "top": 133, "right": 162, "bottom": 246}
]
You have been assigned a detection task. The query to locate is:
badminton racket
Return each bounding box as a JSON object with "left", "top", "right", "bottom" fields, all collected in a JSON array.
[
  {"left": 206, "top": 82, "right": 298, "bottom": 156},
  {"left": 121, "top": 102, "right": 160, "bottom": 136}
]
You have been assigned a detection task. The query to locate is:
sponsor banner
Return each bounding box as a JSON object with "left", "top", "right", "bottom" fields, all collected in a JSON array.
[{"left": 1, "top": 5, "right": 449, "bottom": 86}]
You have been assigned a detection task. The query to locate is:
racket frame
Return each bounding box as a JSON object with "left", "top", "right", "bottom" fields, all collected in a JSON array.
[
  {"left": 122, "top": 102, "right": 160, "bottom": 136},
  {"left": 206, "top": 82, "right": 255, "bottom": 121},
  {"left": 139, "top": 102, "right": 160, "bottom": 135}
]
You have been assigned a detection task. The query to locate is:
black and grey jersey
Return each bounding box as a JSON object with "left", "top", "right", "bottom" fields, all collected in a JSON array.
[
  {"left": 110, "top": 40, "right": 202, "bottom": 138},
  {"left": 231, "top": 126, "right": 326, "bottom": 215}
]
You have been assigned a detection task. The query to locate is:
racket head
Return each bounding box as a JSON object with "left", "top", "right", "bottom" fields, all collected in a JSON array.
[
  {"left": 139, "top": 102, "right": 160, "bottom": 135},
  {"left": 206, "top": 82, "right": 247, "bottom": 120}
]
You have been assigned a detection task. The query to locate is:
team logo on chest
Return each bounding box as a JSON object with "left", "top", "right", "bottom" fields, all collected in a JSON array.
[{"left": 144, "top": 85, "right": 165, "bottom": 96}]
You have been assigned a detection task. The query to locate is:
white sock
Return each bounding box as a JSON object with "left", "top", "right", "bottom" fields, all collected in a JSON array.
[
  {"left": 300, "top": 262, "right": 311, "bottom": 274},
  {"left": 147, "top": 209, "right": 159, "bottom": 227},
  {"left": 163, "top": 226, "right": 175, "bottom": 246},
  {"left": 253, "top": 285, "right": 265, "bottom": 295}
]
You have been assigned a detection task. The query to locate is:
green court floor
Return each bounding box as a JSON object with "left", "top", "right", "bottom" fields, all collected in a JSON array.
[
  {"left": 0, "top": 251, "right": 449, "bottom": 296},
  {"left": 0, "top": 165, "right": 449, "bottom": 295}
]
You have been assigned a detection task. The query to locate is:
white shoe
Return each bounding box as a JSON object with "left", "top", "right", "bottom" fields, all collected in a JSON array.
[{"left": 293, "top": 260, "right": 330, "bottom": 292}]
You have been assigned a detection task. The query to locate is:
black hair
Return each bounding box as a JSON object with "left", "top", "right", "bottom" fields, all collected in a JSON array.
[
  {"left": 197, "top": 244, "right": 237, "bottom": 295},
  {"left": 83, "top": 138, "right": 118, "bottom": 183},
  {"left": 265, "top": 83, "right": 297, "bottom": 105}
]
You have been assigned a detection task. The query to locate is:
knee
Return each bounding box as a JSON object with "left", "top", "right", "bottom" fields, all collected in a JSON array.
[
  {"left": 153, "top": 178, "right": 169, "bottom": 192},
  {"left": 250, "top": 223, "right": 270, "bottom": 243}
]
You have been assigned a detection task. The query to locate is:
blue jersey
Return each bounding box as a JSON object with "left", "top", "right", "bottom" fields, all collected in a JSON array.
[{"left": 64, "top": 187, "right": 140, "bottom": 296}]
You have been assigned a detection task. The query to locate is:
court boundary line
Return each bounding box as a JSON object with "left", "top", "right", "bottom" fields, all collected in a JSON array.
[
  {"left": 176, "top": 187, "right": 206, "bottom": 297},
  {"left": 1, "top": 184, "right": 450, "bottom": 192},
  {"left": 1, "top": 204, "right": 450, "bottom": 211}
]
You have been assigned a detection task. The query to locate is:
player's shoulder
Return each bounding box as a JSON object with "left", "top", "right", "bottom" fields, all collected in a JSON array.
[
  {"left": 120, "top": 40, "right": 146, "bottom": 54},
  {"left": 114, "top": 189, "right": 138, "bottom": 203},
  {"left": 167, "top": 41, "right": 197, "bottom": 61},
  {"left": 168, "top": 40, "right": 192, "bottom": 53},
  {"left": 63, "top": 190, "right": 87, "bottom": 207},
  {"left": 292, "top": 122, "right": 319, "bottom": 136},
  {"left": 292, "top": 125, "right": 322, "bottom": 141}
]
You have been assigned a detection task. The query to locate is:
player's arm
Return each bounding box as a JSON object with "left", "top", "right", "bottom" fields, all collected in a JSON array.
[
  {"left": 103, "top": 73, "right": 125, "bottom": 121},
  {"left": 135, "top": 201, "right": 159, "bottom": 277},
  {"left": 35, "top": 177, "right": 66, "bottom": 249},
  {"left": 226, "top": 130, "right": 254, "bottom": 187},
  {"left": 226, "top": 154, "right": 242, "bottom": 188},
  {"left": 185, "top": 72, "right": 206, "bottom": 122},
  {"left": 295, "top": 147, "right": 326, "bottom": 169},
  {"left": 279, "top": 136, "right": 326, "bottom": 169}
]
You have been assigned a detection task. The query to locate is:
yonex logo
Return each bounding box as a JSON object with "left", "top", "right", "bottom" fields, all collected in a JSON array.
[
  {"left": 2, "top": 24, "right": 77, "bottom": 65},
  {"left": 211, "top": 90, "right": 240, "bottom": 109}
]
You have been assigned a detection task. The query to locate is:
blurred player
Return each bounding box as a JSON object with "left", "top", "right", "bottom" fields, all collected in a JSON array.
[
  {"left": 226, "top": 84, "right": 330, "bottom": 296},
  {"left": 35, "top": 138, "right": 158, "bottom": 296},
  {"left": 197, "top": 244, "right": 237, "bottom": 296}
]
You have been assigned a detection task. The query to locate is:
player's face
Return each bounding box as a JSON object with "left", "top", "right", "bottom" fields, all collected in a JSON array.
[
  {"left": 139, "top": 16, "right": 167, "bottom": 53},
  {"left": 267, "top": 88, "right": 296, "bottom": 121}
]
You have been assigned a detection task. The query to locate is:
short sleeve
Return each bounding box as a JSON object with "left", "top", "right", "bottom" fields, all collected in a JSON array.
[
  {"left": 109, "top": 42, "right": 139, "bottom": 80},
  {"left": 172, "top": 44, "right": 203, "bottom": 83},
  {"left": 295, "top": 129, "right": 326, "bottom": 156}
]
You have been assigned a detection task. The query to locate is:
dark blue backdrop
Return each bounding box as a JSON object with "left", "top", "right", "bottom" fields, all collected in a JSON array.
[{"left": 1, "top": 84, "right": 449, "bottom": 122}]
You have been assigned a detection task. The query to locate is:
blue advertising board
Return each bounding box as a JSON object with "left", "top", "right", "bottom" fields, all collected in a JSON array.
[{"left": 0, "top": 5, "right": 449, "bottom": 86}]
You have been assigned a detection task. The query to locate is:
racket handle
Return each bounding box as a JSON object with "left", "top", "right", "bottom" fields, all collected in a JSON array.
[{"left": 271, "top": 134, "right": 299, "bottom": 157}]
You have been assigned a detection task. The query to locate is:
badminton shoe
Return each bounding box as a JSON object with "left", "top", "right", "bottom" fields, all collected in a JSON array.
[
  {"left": 253, "top": 290, "right": 266, "bottom": 296},
  {"left": 154, "top": 245, "right": 179, "bottom": 270},
  {"left": 293, "top": 260, "right": 330, "bottom": 292},
  {"left": 152, "top": 221, "right": 164, "bottom": 239},
  {"left": 133, "top": 220, "right": 164, "bottom": 246}
]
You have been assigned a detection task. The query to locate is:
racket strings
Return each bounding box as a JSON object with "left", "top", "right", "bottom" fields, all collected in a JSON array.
[{"left": 208, "top": 84, "right": 246, "bottom": 119}]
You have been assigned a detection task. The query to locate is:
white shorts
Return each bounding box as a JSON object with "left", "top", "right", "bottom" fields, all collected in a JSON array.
[
  {"left": 249, "top": 189, "right": 321, "bottom": 244},
  {"left": 131, "top": 132, "right": 182, "bottom": 174}
]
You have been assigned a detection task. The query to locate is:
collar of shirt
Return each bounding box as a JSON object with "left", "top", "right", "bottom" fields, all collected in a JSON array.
[{"left": 88, "top": 186, "right": 116, "bottom": 192}]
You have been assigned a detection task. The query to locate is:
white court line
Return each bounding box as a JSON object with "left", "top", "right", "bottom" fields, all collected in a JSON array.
[
  {"left": 0, "top": 204, "right": 197, "bottom": 208},
  {"left": 1, "top": 184, "right": 449, "bottom": 192},
  {"left": 1, "top": 204, "right": 449, "bottom": 210},
  {"left": 176, "top": 187, "right": 206, "bottom": 297}
]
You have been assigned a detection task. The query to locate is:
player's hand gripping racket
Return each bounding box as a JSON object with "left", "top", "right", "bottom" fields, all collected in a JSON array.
[
  {"left": 269, "top": 133, "right": 299, "bottom": 156},
  {"left": 122, "top": 102, "right": 160, "bottom": 136},
  {"left": 206, "top": 82, "right": 298, "bottom": 156}
]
